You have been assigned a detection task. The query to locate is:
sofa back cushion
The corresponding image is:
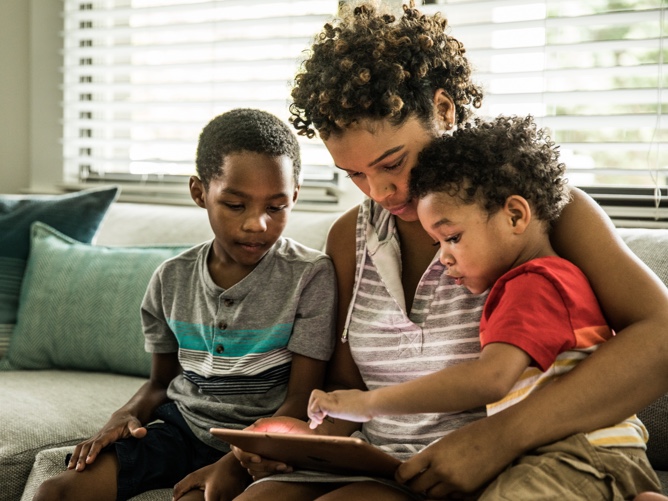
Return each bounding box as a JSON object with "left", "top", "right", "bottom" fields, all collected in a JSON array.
[
  {"left": 0, "top": 187, "right": 119, "bottom": 360},
  {"left": 0, "top": 222, "right": 190, "bottom": 377},
  {"left": 619, "top": 228, "right": 668, "bottom": 471}
]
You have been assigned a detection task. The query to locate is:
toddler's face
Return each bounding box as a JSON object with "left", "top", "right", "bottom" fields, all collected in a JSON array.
[
  {"left": 417, "top": 191, "right": 515, "bottom": 295},
  {"left": 202, "top": 151, "right": 298, "bottom": 270}
]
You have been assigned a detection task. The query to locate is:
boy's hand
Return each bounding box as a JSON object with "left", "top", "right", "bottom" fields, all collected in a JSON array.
[
  {"left": 67, "top": 412, "right": 146, "bottom": 472},
  {"left": 308, "top": 389, "right": 373, "bottom": 428},
  {"left": 231, "top": 416, "right": 311, "bottom": 479},
  {"left": 172, "top": 453, "right": 250, "bottom": 501}
]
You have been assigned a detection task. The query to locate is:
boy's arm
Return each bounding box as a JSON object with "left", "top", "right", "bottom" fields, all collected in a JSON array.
[
  {"left": 308, "top": 343, "right": 530, "bottom": 426},
  {"left": 230, "top": 355, "right": 328, "bottom": 480},
  {"left": 272, "top": 353, "right": 327, "bottom": 419},
  {"left": 68, "top": 352, "right": 180, "bottom": 471}
]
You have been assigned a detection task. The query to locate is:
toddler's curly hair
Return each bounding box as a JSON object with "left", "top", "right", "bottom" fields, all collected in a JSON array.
[
  {"left": 290, "top": 1, "right": 483, "bottom": 139},
  {"left": 196, "top": 108, "right": 300, "bottom": 189},
  {"left": 410, "top": 115, "right": 569, "bottom": 225}
]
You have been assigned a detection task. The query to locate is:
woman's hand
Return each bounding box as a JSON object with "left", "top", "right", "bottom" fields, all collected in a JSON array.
[
  {"left": 308, "top": 389, "right": 373, "bottom": 428},
  {"left": 231, "top": 417, "right": 314, "bottom": 480},
  {"left": 67, "top": 411, "right": 146, "bottom": 472},
  {"left": 172, "top": 453, "right": 250, "bottom": 500},
  {"left": 395, "top": 413, "right": 515, "bottom": 498}
]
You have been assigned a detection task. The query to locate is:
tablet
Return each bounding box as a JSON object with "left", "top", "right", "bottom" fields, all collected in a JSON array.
[{"left": 210, "top": 428, "right": 401, "bottom": 478}]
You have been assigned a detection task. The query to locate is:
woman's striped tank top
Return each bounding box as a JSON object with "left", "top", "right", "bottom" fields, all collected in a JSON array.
[{"left": 345, "top": 199, "right": 488, "bottom": 460}]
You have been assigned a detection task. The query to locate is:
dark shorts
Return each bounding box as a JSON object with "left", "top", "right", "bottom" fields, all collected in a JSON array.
[{"left": 65, "top": 402, "right": 227, "bottom": 501}]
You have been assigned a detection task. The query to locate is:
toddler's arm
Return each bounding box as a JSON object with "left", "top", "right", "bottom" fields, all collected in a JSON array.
[{"left": 308, "top": 343, "right": 530, "bottom": 427}]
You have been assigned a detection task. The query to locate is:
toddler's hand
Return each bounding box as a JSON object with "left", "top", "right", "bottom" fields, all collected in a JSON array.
[{"left": 307, "top": 388, "right": 374, "bottom": 429}]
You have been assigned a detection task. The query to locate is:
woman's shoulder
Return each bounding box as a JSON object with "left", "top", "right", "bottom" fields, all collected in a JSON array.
[
  {"left": 330, "top": 204, "right": 360, "bottom": 233},
  {"left": 326, "top": 204, "right": 360, "bottom": 260}
]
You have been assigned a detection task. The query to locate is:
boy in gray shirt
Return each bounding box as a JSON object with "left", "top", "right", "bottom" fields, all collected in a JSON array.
[{"left": 35, "top": 109, "right": 337, "bottom": 501}]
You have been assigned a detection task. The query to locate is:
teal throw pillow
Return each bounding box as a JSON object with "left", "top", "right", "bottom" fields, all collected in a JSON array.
[
  {"left": 0, "top": 222, "right": 190, "bottom": 377},
  {"left": 0, "top": 187, "right": 119, "bottom": 359}
]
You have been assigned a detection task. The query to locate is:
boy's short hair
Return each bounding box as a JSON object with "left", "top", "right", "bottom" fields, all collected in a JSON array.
[
  {"left": 410, "top": 115, "right": 569, "bottom": 225},
  {"left": 196, "top": 108, "right": 301, "bottom": 189}
]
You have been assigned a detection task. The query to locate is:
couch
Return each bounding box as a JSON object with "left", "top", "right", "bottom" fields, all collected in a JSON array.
[{"left": 0, "top": 197, "right": 666, "bottom": 500}]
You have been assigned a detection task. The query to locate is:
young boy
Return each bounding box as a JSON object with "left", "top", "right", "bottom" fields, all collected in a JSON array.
[
  {"left": 307, "top": 115, "right": 661, "bottom": 499},
  {"left": 35, "top": 108, "right": 337, "bottom": 501}
]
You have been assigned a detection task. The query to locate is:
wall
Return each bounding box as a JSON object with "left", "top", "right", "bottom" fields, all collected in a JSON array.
[
  {"left": 0, "top": 0, "right": 29, "bottom": 194},
  {"left": 0, "top": 0, "right": 61, "bottom": 195}
]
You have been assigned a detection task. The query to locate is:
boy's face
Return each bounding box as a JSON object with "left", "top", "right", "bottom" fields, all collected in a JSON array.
[
  {"left": 417, "top": 191, "right": 518, "bottom": 294},
  {"left": 192, "top": 151, "right": 298, "bottom": 270}
]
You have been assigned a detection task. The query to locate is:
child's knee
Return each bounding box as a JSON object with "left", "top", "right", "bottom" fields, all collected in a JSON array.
[{"left": 32, "top": 475, "right": 70, "bottom": 501}]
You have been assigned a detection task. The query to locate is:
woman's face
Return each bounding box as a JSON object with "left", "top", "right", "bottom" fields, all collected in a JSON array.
[{"left": 323, "top": 116, "right": 438, "bottom": 222}]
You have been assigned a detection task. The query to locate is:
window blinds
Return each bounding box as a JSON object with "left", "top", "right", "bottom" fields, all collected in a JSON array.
[
  {"left": 61, "top": 0, "right": 340, "bottom": 205},
  {"left": 62, "top": 0, "right": 667, "bottom": 223},
  {"left": 423, "top": 0, "right": 666, "bottom": 225}
]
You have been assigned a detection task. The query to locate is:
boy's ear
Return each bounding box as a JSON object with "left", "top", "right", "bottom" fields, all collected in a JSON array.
[
  {"left": 292, "top": 184, "right": 300, "bottom": 204},
  {"left": 433, "top": 89, "right": 456, "bottom": 130},
  {"left": 504, "top": 195, "right": 531, "bottom": 234},
  {"left": 189, "top": 176, "right": 206, "bottom": 208}
]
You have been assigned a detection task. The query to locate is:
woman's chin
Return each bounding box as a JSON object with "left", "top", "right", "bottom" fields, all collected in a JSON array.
[{"left": 386, "top": 203, "right": 419, "bottom": 221}]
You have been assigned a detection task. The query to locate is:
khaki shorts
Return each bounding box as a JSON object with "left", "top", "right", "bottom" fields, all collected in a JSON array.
[{"left": 478, "top": 433, "right": 661, "bottom": 501}]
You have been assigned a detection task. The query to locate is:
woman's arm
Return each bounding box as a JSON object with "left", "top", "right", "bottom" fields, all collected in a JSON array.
[
  {"left": 397, "top": 189, "right": 668, "bottom": 497},
  {"left": 317, "top": 205, "right": 368, "bottom": 437},
  {"left": 324, "top": 205, "right": 366, "bottom": 392},
  {"left": 548, "top": 188, "right": 668, "bottom": 424},
  {"left": 554, "top": 188, "right": 668, "bottom": 333}
]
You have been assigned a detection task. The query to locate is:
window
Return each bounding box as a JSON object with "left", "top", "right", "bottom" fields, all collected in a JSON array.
[
  {"left": 422, "top": 0, "right": 667, "bottom": 227},
  {"left": 61, "top": 0, "right": 343, "bottom": 207},
  {"left": 61, "top": 0, "right": 667, "bottom": 224}
]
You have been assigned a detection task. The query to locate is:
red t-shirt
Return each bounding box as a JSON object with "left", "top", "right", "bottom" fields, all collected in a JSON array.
[{"left": 480, "top": 256, "right": 613, "bottom": 371}]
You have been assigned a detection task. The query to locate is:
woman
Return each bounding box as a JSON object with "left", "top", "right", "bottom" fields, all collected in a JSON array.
[{"left": 179, "top": 2, "right": 668, "bottom": 499}]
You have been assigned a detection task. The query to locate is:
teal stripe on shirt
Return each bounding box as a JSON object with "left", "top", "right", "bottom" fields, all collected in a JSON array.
[{"left": 166, "top": 319, "right": 293, "bottom": 357}]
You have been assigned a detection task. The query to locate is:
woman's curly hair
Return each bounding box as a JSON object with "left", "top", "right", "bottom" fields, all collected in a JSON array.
[
  {"left": 409, "top": 115, "right": 569, "bottom": 225},
  {"left": 290, "top": 1, "right": 483, "bottom": 139}
]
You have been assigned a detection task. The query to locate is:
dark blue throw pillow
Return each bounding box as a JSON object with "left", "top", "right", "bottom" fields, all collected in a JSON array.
[{"left": 0, "top": 186, "right": 119, "bottom": 357}]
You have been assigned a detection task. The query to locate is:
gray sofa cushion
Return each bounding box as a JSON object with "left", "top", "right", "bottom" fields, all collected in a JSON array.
[
  {"left": 0, "top": 370, "right": 145, "bottom": 501},
  {"left": 20, "top": 446, "right": 172, "bottom": 501},
  {"left": 640, "top": 394, "right": 668, "bottom": 472},
  {"left": 619, "top": 229, "right": 668, "bottom": 474}
]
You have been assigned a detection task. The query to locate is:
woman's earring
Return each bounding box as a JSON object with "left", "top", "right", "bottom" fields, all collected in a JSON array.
[{"left": 446, "top": 122, "right": 454, "bottom": 130}]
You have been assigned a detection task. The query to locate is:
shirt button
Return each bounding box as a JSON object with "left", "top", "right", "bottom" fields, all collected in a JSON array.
[
  {"left": 218, "top": 322, "right": 227, "bottom": 330},
  {"left": 224, "top": 299, "right": 234, "bottom": 307},
  {"left": 216, "top": 344, "right": 224, "bottom": 353}
]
